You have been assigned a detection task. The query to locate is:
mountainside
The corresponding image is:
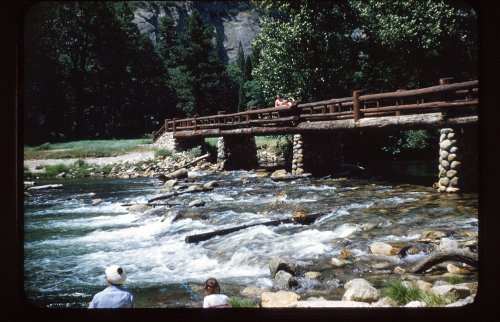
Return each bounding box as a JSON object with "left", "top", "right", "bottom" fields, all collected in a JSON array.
[{"left": 129, "top": 1, "right": 261, "bottom": 64}]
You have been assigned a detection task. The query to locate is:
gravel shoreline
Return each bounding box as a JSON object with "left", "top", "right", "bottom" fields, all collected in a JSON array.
[{"left": 24, "top": 151, "right": 156, "bottom": 172}]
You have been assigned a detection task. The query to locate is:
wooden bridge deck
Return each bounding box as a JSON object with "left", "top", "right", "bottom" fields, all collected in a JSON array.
[{"left": 153, "top": 79, "right": 478, "bottom": 140}]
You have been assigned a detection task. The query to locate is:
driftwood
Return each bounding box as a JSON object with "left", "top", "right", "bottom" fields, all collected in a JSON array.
[
  {"left": 270, "top": 173, "right": 312, "bottom": 181},
  {"left": 157, "top": 153, "right": 211, "bottom": 182},
  {"left": 411, "top": 249, "right": 478, "bottom": 274},
  {"left": 27, "top": 184, "right": 63, "bottom": 190},
  {"left": 147, "top": 186, "right": 214, "bottom": 203},
  {"left": 185, "top": 211, "right": 329, "bottom": 244}
]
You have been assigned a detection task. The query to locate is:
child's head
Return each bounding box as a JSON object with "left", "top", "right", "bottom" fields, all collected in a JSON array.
[{"left": 204, "top": 278, "right": 221, "bottom": 295}]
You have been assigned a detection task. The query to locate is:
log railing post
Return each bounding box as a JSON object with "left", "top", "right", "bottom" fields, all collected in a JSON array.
[
  {"left": 172, "top": 118, "right": 177, "bottom": 132},
  {"left": 353, "top": 90, "right": 363, "bottom": 122},
  {"left": 164, "top": 119, "right": 169, "bottom": 132}
]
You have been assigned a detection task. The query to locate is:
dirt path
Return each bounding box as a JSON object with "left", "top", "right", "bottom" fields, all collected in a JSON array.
[{"left": 24, "top": 151, "right": 156, "bottom": 172}]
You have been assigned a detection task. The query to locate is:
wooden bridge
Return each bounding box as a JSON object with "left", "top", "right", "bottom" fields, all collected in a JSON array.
[
  {"left": 152, "top": 78, "right": 477, "bottom": 140},
  {"left": 152, "top": 78, "right": 478, "bottom": 193}
]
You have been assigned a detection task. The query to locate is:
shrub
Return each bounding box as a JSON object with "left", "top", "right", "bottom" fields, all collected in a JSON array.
[
  {"left": 382, "top": 280, "right": 423, "bottom": 305},
  {"left": 444, "top": 274, "right": 464, "bottom": 285},
  {"left": 34, "top": 142, "right": 52, "bottom": 151},
  {"left": 44, "top": 164, "right": 71, "bottom": 177},
  {"left": 155, "top": 149, "right": 174, "bottom": 159},
  {"left": 187, "top": 146, "right": 202, "bottom": 159},
  {"left": 382, "top": 279, "right": 457, "bottom": 307},
  {"left": 229, "top": 297, "right": 258, "bottom": 308}
]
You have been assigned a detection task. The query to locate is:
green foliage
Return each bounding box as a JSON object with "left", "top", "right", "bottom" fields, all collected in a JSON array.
[
  {"left": 382, "top": 279, "right": 457, "bottom": 307},
  {"left": 229, "top": 297, "right": 258, "bottom": 308},
  {"left": 382, "top": 130, "right": 434, "bottom": 158},
  {"left": 44, "top": 164, "right": 72, "bottom": 177},
  {"left": 155, "top": 149, "right": 174, "bottom": 159},
  {"left": 445, "top": 274, "right": 464, "bottom": 285},
  {"left": 382, "top": 280, "right": 423, "bottom": 305},
  {"left": 24, "top": 139, "right": 151, "bottom": 160},
  {"left": 186, "top": 146, "right": 202, "bottom": 159}
]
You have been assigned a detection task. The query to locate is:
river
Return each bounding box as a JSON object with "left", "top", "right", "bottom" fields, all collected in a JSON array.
[{"left": 23, "top": 169, "right": 478, "bottom": 308}]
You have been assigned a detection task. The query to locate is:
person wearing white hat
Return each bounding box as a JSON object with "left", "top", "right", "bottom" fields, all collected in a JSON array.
[{"left": 88, "top": 265, "right": 135, "bottom": 308}]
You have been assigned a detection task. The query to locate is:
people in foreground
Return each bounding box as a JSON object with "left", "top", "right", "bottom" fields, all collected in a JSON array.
[
  {"left": 88, "top": 265, "right": 135, "bottom": 308},
  {"left": 203, "top": 278, "right": 230, "bottom": 308}
]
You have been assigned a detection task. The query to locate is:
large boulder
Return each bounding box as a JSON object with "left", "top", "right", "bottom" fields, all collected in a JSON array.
[
  {"left": 432, "top": 284, "right": 471, "bottom": 300},
  {"left": 261, "top": 291, "right": 300, "bottom": 308},
  {"left": 269, "top": 257, "right": 296, "bottom": 278},
  {"left": 342, "top": 278, "right": 379, "bottom": 303},
  {"left": 273, "top": 270, "right": 298, "bottom": 290},
  {"left": 127, "top": 204, "right": 151, "bottom": 213}
]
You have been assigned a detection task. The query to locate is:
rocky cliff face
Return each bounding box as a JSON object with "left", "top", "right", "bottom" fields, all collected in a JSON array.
[{"left": 130, "top": 1, "right": 261, "bottom": 64}]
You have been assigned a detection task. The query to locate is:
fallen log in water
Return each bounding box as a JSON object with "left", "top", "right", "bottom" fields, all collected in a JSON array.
[
  {"left": 185, "top": 211, "right": 329, "bottom": 244},
  {"left": 157, "top": 153, "right": 211, "bottom": 182},
  {"left": 411, "top": 249, "right": 478, "bottom": 274},
  {"left": 147, "top": 186, "right": 214, "bottom": 203},
  {"left": 27, "top": 184, "right": 63, "bottom": 190}
]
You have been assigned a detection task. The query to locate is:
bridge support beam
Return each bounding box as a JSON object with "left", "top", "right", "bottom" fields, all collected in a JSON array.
[
  {"left": 435, "top": 127, "right": 477, "bottom": 192},
  {"left": 153, "top": 132, "right": 205, "bottom": 153},
  {"left": 292, "top": 133, "right": 343, "bottom": 176},
  {"left": 217, "top": 136, "right": 259, "bottom": 170}
]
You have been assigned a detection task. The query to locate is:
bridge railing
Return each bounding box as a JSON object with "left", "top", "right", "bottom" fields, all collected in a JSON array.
[
  {"left": 152, "top": 78, "right": 478, "bottom": 141},
  {"left": 355, "top": 79, "right": 478, "bottom": 121}
]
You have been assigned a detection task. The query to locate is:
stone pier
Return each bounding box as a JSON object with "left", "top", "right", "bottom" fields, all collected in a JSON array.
[
  {"left": 217, "top": 135, "right": 259, "bottom": 170},
  {"left": 153, "top": 132, "right": 205, "bottom": 152},
  {"left": 292, "top": 133, "right": 343, "bottom": 176},
  {"left": 436, "top": 127, "right": 478, "bottom": 192}
]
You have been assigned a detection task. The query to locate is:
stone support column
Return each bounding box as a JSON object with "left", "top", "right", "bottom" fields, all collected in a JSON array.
[
  {"left": 292, "top": 133, "right": 343, "bottom": 176},
  {"left": 436, "top": 127, "right": 477, "bottom": 192},
  {"left": 153, "top": 132, "right": 204, "bottom": 153},
  {"left": 217, "top": 135, "right": 259, "bottom": 170}
]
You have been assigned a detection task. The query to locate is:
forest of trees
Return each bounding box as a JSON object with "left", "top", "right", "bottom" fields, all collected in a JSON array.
[{"left": 23, "top": 0, "right": 477, "bottom": 146}]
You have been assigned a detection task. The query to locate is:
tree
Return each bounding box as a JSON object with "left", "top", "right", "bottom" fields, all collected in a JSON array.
[
  {"left": 252, "top": 1, "right": 360, "bottom": 103},
  {"left": 170, "top": 10, "right": 237, "bottom": 116},
  {"left": 353, "top": 0, "right": 478, "bottom": 91}
]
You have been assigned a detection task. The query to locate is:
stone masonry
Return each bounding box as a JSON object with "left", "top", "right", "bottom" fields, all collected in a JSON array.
[
  {"left": 217, "top": 135, "right": 259, "bottom": 170},
  {"left": 153, "top": 132, "right": 204, "bottom": 153},
  {"left": 436, "top": 127, "right": 477, "bottom": 192},
  {"left": 292, "top": 133, "right": 343, "bottom": 176}
]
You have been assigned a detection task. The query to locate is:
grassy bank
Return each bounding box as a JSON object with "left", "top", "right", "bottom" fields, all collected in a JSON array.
[{"left": 24, "top": 138, "right": 152, "bottom": 160}]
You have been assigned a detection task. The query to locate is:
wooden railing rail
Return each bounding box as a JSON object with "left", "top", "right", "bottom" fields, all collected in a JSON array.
[{"left": 152, "top": 78, "right": 478, "bottom": 141}]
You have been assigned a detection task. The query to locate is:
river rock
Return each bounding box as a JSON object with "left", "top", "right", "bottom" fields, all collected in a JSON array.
[
  {"left": 446, "top": 263, "right": 470, "bottom": 274},
  {"left": 438, "top": 238, "right": 459, "bottom": 251},
  {"left": 393, "top": 266, "right": 406, "bottom": 274},
  {"left": 432, "top": 284, "right": 471, "bottom": 299},
  {"left": 271, "top": 169, "right": 288, "bottom": 178},
  {"left": 240, "top": 286, "right": 268, "bottom": 298},
  {"left": 445, "top": 295, "right": 475, "bottom": 307},
  {"left": 127, "top": 204, "right": 151, "bottom": 213},
  {"left": 91, "top": 199, "right": 103, "bottom": 206},
  {"left": 188, "top": 199, "right": 205, "bottom": 207},
  {"left": 261, "top": 291, "right": 300, "bottom": 307},
  {"left": 342, "top": 278, "right": 379, "bottom": 303},
  {"left": 289, "top": 300, "right": 371, "bottom": 308},
  {"left": 273, "top": 270, "right": 298, "bottom": 290},
  {"left": 421, "top": 230, "right": 447, "bottom": 239},
  {"left": 163, "top": 179, "right": 178, "bottom": 188},
  {"left": 340, "top": 248, "right": 354, "bottom": 259},
  {"left": 415, "top": 280, "right": 433, "bottom": 291},
  {"left": 269, "top": 257, "right": 296, "bottom": 278},
  {"left": 405, "top": 301, "right": 426, "bottom": 307},
  {"left": 203, "top": 180, "right": 218, "bottom": 189},
  {"left": 304, "top": 271, "right": 321, "bottom": 279},
  {"left": 369, "top": 242, "right": 408, "bottom": 256},
  {"left": 331, "top": 258, "right": 352, "bottom": 268},
  {"left": 164, "top": 168, "right": 188, "bottom": 180}
]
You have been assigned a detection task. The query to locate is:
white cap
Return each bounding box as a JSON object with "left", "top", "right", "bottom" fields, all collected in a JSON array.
[{"left": 105, "top": 265, "right": 127, "bottom": 285}]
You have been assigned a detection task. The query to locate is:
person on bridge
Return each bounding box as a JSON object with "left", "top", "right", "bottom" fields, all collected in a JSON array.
[
  {"left": 88, "top": 265, "right": 135, "bottom": 308},
  {"left": 203, "top": 278, "right": 231, "bottom": 308},
  {"left": 275, "top": 94, "right": 297, "bottom": 108}
]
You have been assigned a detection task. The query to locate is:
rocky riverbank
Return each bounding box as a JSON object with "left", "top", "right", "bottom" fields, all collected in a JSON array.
[{"left": 24, "top": 149, "right": 478, "bottom": 308}]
